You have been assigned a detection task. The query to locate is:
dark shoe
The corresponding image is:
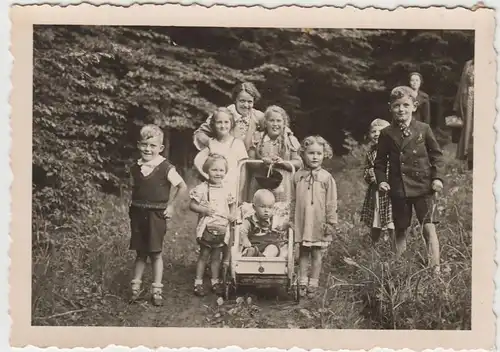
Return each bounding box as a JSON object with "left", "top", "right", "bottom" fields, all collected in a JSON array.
[
  {"left": 130, "top": 279, "right": 142, "bottom": 302},
  {"left": 151, "top": 283, "right": 163, "bottom": 306},
  {"left": 307, "top": 286, "right": 319, "bottom": 299},
  {"left": 212, "top": 282, "right": 223, "bottom": 295},
  {"left": 194, "top": 284, "right": 206, "bottom": 297}
]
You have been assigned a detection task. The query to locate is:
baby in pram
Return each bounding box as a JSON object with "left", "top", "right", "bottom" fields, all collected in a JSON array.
[{"left": 240, "top": 189, "right": 289, "bottom": 258}]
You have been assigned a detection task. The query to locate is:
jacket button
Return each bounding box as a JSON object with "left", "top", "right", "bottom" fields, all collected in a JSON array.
[{"left": 413, "top": 150, "right": 417, "bottom": 154}]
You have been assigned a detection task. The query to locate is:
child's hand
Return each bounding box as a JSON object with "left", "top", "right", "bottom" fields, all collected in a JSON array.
[
  {"left": 262, "top": 157, "right": 274, "bottom": 165},
  {"left": 379, "top": 182, "right": 391, "bottom": 192},
  {"left": 323, "top": 223, "right": 337, "bottom": 236},
  {"left": 227, "top": 213, "right": 237, "bottom": 223},
  {"left": 242, "top": 239, "right": 252, "bottom": 248},
  {"left": 431, "top": 179, "right": 444, "bottom": 193},
  {"left": 163, "top": 205, "right": 174, "bottom": 220},
  {"left": 272, "top": 156, "right": 284, "bottom": 164}
]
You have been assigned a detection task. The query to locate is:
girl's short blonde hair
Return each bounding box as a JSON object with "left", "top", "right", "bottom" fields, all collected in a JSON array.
[
  {"left": 209, "top": 107, "right": 235, "bottom": 132},
  {"left": 300, "top": 135, "right": 334, "bottom": 160},
  {"left": 139, "top": 124, "right": 164, "bottom": 141},
  {"left": 231, "top": 82, "right": 261, "bottom": 102},
  {"left": 264, "top": 105, "right": 290, "bottom": 127},
  {"left": 202, "top": 153, "right": 228, "bottom": 174},
  {"left": 369, "top": 118, "right": 390, "bottom": 131}
]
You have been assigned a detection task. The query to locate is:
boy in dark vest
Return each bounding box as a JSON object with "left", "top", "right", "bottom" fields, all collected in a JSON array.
[
  {"left": 374, "top": 86, "right": 444, "bottom": 273},
  {"left": 129, "top": 124, "right": 187, "bottom": 305}
]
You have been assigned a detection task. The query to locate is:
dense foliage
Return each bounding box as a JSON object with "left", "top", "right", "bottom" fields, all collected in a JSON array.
[{"left": 32, "top": 25, "right": 473, "bottom": 232}]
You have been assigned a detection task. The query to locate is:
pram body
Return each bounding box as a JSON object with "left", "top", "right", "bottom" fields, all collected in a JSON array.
[{"left": 223, "top": 159, "right": 300, "bottom": 302}]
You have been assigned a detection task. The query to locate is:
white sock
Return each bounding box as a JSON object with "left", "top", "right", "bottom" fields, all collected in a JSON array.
[
  {"left": 211, "top": 278, "right": 220, "bottom": 286},
  {"left": 309, "top": 278, "right": 319, "bottom": 287},
  {"left": 194, "top": 279, "right": 203, "bottom": 286}
]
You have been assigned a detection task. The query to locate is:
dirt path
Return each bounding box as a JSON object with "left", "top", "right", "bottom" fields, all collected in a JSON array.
[{"left": 114, "top": 205, "right": 326, "bottom": 328}]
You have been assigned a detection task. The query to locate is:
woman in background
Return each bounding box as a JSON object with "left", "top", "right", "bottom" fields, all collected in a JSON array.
[
  {"left": 453, "top": 59, "right": 474, "bottom": 170},
  {"left": 409, "top": 72, "right": 432, "bottom": 125}
]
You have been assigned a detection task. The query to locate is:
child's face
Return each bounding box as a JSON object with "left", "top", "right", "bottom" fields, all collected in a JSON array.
[
  {"left": 213, "top": 112, "right": 232, "bottom": 138},
  {"left": 137, "top": 136, "right": 164, "bottom": 162},
  {"left": 369, "top": 127, "right": 383, "bottom": 144},
  {"left": 409, "top": 74, "right": 422, "bottom": 91},
  {"left": 266, "top": 112, "right": 285, "bottom": 138},
  {"left": 235, "top": 91, "right": 254, "bottom": 117},
  {"left": 303, "top": 142, "right": 324, "bottom": 169},
  {"left": 254, "top": 196, "right": 275, "bottom": 221},
  {"left": 206, "top": 159, "right": 227, "bottom": 185},
  {"left": 390, "top": 96, "right": 416, "bottom": 125}
]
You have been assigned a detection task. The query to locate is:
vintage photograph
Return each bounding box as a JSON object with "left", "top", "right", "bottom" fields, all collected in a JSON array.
[
  {"left": 8, "top": 3, "right": 496, "bottom": 350},
  {"left": 31, "top": 24, "right": 475, "bottom": 329}
]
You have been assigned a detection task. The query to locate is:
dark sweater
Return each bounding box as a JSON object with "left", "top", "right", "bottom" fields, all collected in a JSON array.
[{"left": 130, "top": 159, "right": 173, "bottom": 209}]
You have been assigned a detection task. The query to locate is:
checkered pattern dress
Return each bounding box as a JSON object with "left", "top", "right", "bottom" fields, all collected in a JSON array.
[{"left": 360, "top": 147, "right": 393, "bottom": 229}]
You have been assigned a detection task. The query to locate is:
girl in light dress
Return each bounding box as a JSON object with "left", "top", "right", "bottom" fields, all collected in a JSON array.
[
  {"left": 189, "top": 154, "right": 237, "bottom": 297},
  {"left": 291, "top": 136, "right": 337, "bottom": 298},
  {"left": 194, "top": 107, "right": 248, "bottom": 200}
]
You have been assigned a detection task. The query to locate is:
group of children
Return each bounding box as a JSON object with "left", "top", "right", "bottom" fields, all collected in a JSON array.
[{"left": 126, "top": 85, "right": 444, "bottom": 306}]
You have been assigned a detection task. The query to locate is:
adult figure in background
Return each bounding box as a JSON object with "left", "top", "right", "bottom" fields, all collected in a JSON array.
[
  {"left": 409, "top": 72, "right": 432, "bottom": 125},
  {"left": 453, "top": 59, "right": 474, "bottom": 170},
  {"left": 193, "top": 82, "right": 265, "bottom": 152},
  {"left": 193, "top": 82, "right": 264, "bottom": 203},
  {"left": 193, "top": 82, "right": 295, "bottom": 202}
]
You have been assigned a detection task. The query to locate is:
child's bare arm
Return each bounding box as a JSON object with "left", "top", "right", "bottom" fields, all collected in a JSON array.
[
  {"left": 189, "top": 199, "right": 213, "bottom": 216},
  {"left": 239, "top": 220, "right": 252, "bottom": 248},
  {"left": 164, "top": 181, "right": 187, "bottom": 219},
  {"left": 326, "top": 176, "right": 338, "bottom": 225},
  {"left": 425, "top": 125, "right": 445, "bottom": 184}
]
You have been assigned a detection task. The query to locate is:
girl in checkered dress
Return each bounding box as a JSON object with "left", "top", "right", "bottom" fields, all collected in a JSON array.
[{"left": 360, "top": 119, "right": 394, "bottom": 243}]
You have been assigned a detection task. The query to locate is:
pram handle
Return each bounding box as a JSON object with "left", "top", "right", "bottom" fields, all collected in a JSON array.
[{"left": 234, "top": 159, "right": 296, "bottom": 207}]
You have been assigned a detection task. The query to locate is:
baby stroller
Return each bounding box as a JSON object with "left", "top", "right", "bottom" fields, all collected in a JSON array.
[{"left": 223, "top": 159, "right": 300, "bottom": 302}]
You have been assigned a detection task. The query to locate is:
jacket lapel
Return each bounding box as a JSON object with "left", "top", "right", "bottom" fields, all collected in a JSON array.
[
  {"left": 400, "top": 119, "right": 419, "bottom": 151},
  {"left": 384, "top": 125, "right": 403, "bottom": 149}
]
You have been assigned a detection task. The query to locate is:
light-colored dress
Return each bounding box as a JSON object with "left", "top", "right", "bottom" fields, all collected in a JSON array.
[
  {"left": 454, "top": 60, "right": 474, "bottom": 163},
  {"left": 193, "top": 136, "right": 248, "bottom": 200},
  {"left": 189, "top": 182, "right": 235, "bottom": 245},
  {"left": 291, "top": 168, "right": 338, "bottom": 248},
  {"left": 248, "top": 132, "right": 302, "bottom": 203}
]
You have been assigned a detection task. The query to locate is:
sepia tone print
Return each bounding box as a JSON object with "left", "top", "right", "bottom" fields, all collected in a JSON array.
[{"left": 8, "top": 4, "right": 496, "bottom": 350}]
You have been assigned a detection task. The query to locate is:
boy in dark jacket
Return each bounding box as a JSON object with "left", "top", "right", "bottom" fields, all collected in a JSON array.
[{"left": 374, "top": 86, "right": 444, "bottom": 273}]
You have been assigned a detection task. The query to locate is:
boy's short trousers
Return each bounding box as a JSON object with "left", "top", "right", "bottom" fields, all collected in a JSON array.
[
  {"left": 197, "top": 228, "right": 226, "bottom": 249},
  {"left": 129, "top": 206, "right": 166, "bottom": 253},
  {"left": 391, "top": 195, "right": 436, "bottom": 230}
]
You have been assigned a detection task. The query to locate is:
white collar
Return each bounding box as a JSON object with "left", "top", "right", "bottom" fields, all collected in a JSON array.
[{"left": 137, "top": 155, "right": 165, "bottom": 167}]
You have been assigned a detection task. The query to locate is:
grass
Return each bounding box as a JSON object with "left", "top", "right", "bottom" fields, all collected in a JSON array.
[{"left": 31, "top": 142, "right": 471, "bottom": 329}]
